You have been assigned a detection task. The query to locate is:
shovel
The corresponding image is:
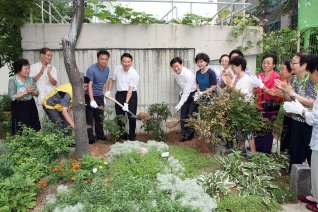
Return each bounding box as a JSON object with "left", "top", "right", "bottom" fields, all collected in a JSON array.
[{"left": 105, "top": 94, "right": 139, "bottom": 119}]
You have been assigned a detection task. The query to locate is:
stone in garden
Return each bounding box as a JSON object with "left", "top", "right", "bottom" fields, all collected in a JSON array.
[
  {"left": 138, "top": 147, "right": 148, "bottom": 155},
  {"left": 290, "top": 164, "right": 311, "bottom": 196}
]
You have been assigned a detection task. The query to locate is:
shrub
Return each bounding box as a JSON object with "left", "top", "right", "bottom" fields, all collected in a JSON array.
[
  {"left": 3, "top": 125, "right": 74, "bottom": 165},
  {"left": 102, "top": 109, "right": 127, "bottom": 142},
  {"left": 187, "top": 90, "right": 272, "bottom": 152},
  {"left": 0, "top": 94, "right": 11, "bottom": 111},
  {"left": 141, "top": 103, "right": 172, "bottom": 141}
]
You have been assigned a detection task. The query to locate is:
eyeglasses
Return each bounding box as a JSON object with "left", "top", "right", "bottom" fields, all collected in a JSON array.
[
  {"left": 262, "top": 62, "right": 273, "bottom": 65},
  {"left": 290, "top": 61, "right": 300, "bottom": 65}
]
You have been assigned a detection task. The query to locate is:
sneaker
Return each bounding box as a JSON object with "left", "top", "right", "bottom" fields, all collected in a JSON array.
[{"left": 89, "top": 140, "right": 95, "bottom": 144}]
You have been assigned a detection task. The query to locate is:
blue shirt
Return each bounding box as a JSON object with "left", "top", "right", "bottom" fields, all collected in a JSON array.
[
  {"left": 85, "top": 63, "right": 109, "bottom": 96},
  {"left": 196, "top": 68, "right": 217, "bottom": 92}
]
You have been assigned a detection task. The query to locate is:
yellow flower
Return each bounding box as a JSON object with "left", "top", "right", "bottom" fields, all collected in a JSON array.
[
  {"left": 99, "top": 166, "right": 102, "bottom": 169},
  {"left": 104, "top": 162, "right": 108, "bottom": 165}
]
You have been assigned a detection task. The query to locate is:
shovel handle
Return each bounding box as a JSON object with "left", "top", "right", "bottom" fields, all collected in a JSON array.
[{"left": 105, "top": 94, "right": 124, "bottom": 108}]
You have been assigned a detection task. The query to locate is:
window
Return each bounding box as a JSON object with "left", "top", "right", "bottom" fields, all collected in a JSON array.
[{"left": 266, "top": 18, "right": 281, "bottom": 32}]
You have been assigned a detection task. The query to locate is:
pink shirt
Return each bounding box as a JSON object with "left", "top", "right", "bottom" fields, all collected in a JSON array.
[{"left": 256, "top": 71, "right": 281, "bottom": 111}]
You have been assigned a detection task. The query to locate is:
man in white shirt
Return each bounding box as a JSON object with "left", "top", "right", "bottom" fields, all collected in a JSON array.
[
  {"left": 30, "top": 47, "right": 58, "bottom": 120},
  {"left": 107, "top": 53, "right": 140, "bottom": 142},
  {"left": 170, "top": 57, "right": 198, "bottom": 142}
]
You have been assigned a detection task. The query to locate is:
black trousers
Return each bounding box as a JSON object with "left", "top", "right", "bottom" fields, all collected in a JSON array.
[
  {"left": 11, "top": 98, "right": 41, "bottom": 135},
  {"left": 280, "top": 115, "right": 292, "bottom": 152},
  {"left": 85, "top": 94, "right": 105, "bottom": 140},
  {"left": 115, "top": 91, "right": 137, "bottom": 139},
  {"left": 289, "top": 118, "right": 312, "bottom": 173},
  {"left": 180, "top": 91, "right": 198, "bottom": 138},
  {"left": 43, "top": 107, "right": 72, "bottom": 136}
]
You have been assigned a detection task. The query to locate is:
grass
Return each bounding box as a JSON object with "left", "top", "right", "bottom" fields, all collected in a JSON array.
[{"left": 217, "top": 194, "right": 283, "bottom": 212}]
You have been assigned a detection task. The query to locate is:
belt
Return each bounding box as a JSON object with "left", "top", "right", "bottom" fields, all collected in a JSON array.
[{"left": 117, "top": 91, "right": 137, "bottom": 93}]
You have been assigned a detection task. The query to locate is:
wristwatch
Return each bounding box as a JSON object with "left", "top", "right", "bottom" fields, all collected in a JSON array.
[{"left": 292, "top": 93, "right": 296, "bottom": 98}]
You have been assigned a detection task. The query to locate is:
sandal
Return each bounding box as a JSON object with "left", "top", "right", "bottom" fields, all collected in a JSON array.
[
  {"left": 298, "top": 196, "right": 317, "bottom": 204},
  {"left": 306, "top": 203, "right": 318, "bottom": 212}
]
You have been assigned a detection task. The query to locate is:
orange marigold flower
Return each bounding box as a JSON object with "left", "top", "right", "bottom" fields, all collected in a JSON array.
[
  {"left": 42, "top": 182, "right": 47, "bottom": 187},
  {"left": 60, "top": 168, "right": 65, "bottom": 173},
  {"left": 75, "top": 165, "right": 80, "bottom": 169},
  {"left": 87, "top": 178, "right": 91, "bottom": 182},
  {"left": 53, "top": 168, "right": 58, "bottom": 172},
  {"left": 69, "top": 158, "right": 72, "bottom": 162},
  {"left": 71, "top": 163, "right": 76, "bottom": 168},
  {"left": 72, "top": 169, "right": 77, "bottom": 174},
  {"left": 70, "top": 176, "right": 74, "bottom": 181},
  {"left": 49, "top": 166, "right": 52, "bottom": 170},
  {"left": 39, "top": 181, "right": 44, "bottom": 185},
  {"left": 55, "top": 159, "right": 59, "bottom": 162},
  {"left": 100, "top": 156, "right": 104, "bottom": 160},
  {"left": 59, "top": 163, "right": 64, "bottom": 167}
]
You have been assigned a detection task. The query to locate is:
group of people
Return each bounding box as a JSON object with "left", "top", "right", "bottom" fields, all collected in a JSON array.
[
  {"left": 7, "top": 46, "right": 318, "bottom": 211},
  {"left": 9, "top": 48, "right": 139, "bottom": 145},
  {"left": 172, "top": 50, "right": 318, "bottom": 212}
]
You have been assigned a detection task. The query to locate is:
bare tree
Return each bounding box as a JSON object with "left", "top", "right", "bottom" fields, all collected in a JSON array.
[{"left": 60, "top": 0, "right": 89, "bottom": 158}]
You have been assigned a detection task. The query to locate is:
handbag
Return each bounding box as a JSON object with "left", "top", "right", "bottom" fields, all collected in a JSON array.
[{"left": 261, "top": 92, "right": 280, "bottom": 111}]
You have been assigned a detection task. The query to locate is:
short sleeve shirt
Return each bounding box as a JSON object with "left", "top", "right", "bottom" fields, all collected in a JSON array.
[
  {"left": 290, "top": 73, "right": 316, "bottom": 122},
  {"left": 256, "top": 71, "right": 281, "bottom": 112},
  {"left": 8, "top": 76, "right": 39, "bottom": 101},
  {"left": 111, "top": 65, "right": 140, "bottom": 91},
  {"left": 196, "top": 68, "right": 217, "bottom": 93},
  {"left": 30, "top": 62, "right": 58, "bottom": 105},
  {"left": 85, "top": 63, "right": 109, "bottom": 96},
  {"left": 46, "top": 92, "right": 71, "bottom": 108}
]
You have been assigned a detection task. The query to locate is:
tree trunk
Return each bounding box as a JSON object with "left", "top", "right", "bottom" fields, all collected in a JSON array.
[{"left": 61, "top": 0, "right": 89, "bottom": 158}]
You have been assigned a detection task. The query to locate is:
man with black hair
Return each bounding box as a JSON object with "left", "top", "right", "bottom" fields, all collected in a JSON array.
[
  {"left": 107, "top": 53, "right": 140, "bottom": 142},
  {"left": 170, "top": 57, "right": 197, "bottom": 142},
  {"left": 85, "top": 50, "right": 110, "bottom": 144},
  {"left": 43, "top": 77, "right": 90, "bottom": 137}
]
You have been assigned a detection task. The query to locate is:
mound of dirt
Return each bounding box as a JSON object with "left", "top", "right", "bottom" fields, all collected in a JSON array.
[{"left": 137, "top": 112, "right": 151, "bottom": 120}]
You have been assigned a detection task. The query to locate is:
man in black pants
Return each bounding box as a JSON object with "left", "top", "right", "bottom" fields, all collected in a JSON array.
[
  {"left": 106, "top": 53, "right": 140, "bottom": 141},
  {"left": 170, "top": 57, "right": 198, "bottom": 142},
  {"left": 85, "top": 50, "right": 110, "bottom": 144}
]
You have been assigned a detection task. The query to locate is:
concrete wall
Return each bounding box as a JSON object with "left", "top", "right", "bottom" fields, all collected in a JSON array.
[
  {"left": 18, "top": 23, "right": 262, "bottom": 133},
  {"left": 21, "top": 23, "right": 262, "bottom": 59},
  {"left": 0, "top": 65, "right": 10, "bottom": 95}
]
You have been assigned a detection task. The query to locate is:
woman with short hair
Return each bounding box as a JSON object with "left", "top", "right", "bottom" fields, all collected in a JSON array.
[{"left": 8, "top": 58, "right": 41, "bottom": 135}]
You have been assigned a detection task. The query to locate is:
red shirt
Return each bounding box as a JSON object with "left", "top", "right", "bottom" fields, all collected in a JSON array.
[{"left": 256, "top": 71, "right": 281, "bottom": 112}]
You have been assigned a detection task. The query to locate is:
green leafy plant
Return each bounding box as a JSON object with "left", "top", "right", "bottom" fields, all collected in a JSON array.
[
  {"left": 272, "top": 183, "right": 297, "bottom": 204},
  {"left": 187, "top": 91, "right": 272, "bottom": 152},
  {"left": 102, "top": 109, "right": 127, "bottom": 142},
  {"left": 0, "top": 171, "right": 38, "bottom": 211},
  {"left": 213, "top": 153, "right": 282, "bottom": 204},
  {"left": 197, "top": 170, "right": 236, "bottom": 201},
  {"left": 0, "top": 95, "right": 11, "bottom": 111},
  {"left": 228, "top": 13, "right": 263, "bottom": 52},
  {"left": 86, "top": 3, "right": 165, "bottom": 24},
  {"left": 141, "top": 103, "right": 172, "bottom": 141},
  {"left": 171, "top": 13, "right": 213, "bottom": 25},
  {"left": 3, "top": 125, "right": 74, "bottom": 165},
  {"left": 47, "top": 155, "right": 109, "bottom": 185}
]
